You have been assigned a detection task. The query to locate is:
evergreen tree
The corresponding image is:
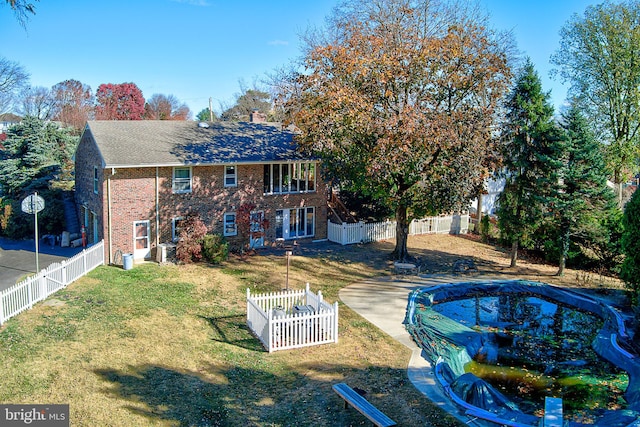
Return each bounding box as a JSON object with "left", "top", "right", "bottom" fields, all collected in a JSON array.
[
  {"left": 621, "top": 189, "right": 640, "bottom": 303},
  {"left": 552, "top": 104, "right": 617, "bottom": 275},
  {"left": 0, "top": 116, "right": 76, "bottom": 196},
  {"left": 497, "top": 59, "right": 563, "bottom": 267},
  {"left": 196, "top": 107, "right": 216, "bottom": 122},
  {"left": 220, "top": 89, "right": 272, "bottom": 122}
]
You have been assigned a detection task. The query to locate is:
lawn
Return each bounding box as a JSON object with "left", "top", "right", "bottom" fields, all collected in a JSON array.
[{"left": 0, "top": 234, "right": 628, "bottom": 426}]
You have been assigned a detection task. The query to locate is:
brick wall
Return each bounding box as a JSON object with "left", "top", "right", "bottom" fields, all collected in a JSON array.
[
  {"left": 74, "top": 130, "right": 107, "bottom": 257},
  {"left": 154, "top": 164, "right": 328, "bottom": 250},
  {"left": 76, "top": 154, "right": 328, "bottom": 262},
  {"left": 107, "top": 167, "right": 157, "bottom": 259}
]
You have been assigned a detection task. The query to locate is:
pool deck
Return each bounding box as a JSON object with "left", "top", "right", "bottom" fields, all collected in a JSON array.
[{"left": 339, "top": 273, "right": 503, "bottom": 424}]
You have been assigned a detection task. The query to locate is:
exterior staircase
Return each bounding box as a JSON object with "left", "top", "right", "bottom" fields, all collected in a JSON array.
[
  {"left": 328, "top": 191, "right": 358, "bottom": 224},
  {"left": 62, "top": 191, "right": 81, "bottom": 235}
]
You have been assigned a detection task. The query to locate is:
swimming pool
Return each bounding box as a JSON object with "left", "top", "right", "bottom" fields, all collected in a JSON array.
[{"left": 404, "top": 280, "right": 640, "bottom": 426}]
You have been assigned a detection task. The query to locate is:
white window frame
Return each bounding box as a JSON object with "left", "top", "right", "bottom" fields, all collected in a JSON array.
[
  {"left": 264, "top": 162, "right": 317, "bottom": 195},
  {"left": 224, "top": 165, "right": 237, "bottom": 187},
  {"left": 223, "top": 212, "right": 237, "bottom": 236},
  {"left": 275, "top": 207, "right": 315, "bottom": 239},
  {"left": 172, "top": 167, "right": 192, "bottom": 193},
  {"left": 93, "top": 166, "right": 99, "bottom": 194},
  {"left": 171, "top": 216, "right": 184, "bottom": 242},
  {"left": 133, "top": 220, "right": 151, "bottom": 260}
]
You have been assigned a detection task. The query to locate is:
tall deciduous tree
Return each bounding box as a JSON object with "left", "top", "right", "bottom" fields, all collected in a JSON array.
[
  {"left": 497, "top": 60, "right": 563, "bottom": 267},
  {"left": 279, "top": 0, "right": 511, "bottom": 260},
  {"left": 95, "top": 82, "right": 145, "bottom": 120},
  {"left": 51, "top": 79, "right": 94, "bottom": 133},
  {"left": 552, "top": 1, "right": 640, "bottom": 204},
  {"left": 0, "top": 56, "right": 29, "bottom": 114},
  {"left": 143, "top": 93, "right": 191, "bottom": 120},
  {"left": 3, "top": 0, "right": 37, "bottom": 27},
  {"left": 19, "top": 86, "right": 54, "bottom": 120},
  {"left": 552, "top": 104, "right": 617, "bottom": 275}
]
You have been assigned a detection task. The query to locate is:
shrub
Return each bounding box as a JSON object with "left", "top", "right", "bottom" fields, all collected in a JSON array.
[
  {"left": 0, "top": 189, "right": 66, "bottom": 239},
  {"left": 480, "top": 215, "right": 491, "bottom": 243},
  {"left": 175, "top": 214, "right": 207, "bottom": 264},
  {"left": 202, "top": 234, "right": 229, "bottom": 264}
]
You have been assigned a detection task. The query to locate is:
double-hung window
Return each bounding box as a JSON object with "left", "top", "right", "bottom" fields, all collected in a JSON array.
[
  {"left": 224, "top": 165, "right": 237, "bottom": 187},
  {"left": 223, "top": 212, "right": 237, "bottom": 236},
  {"left": 173, "top": 167, "right": 192, "bottom": 193},
  {"left": 172, "top": 217, "right": 184, "bottom": 242}
]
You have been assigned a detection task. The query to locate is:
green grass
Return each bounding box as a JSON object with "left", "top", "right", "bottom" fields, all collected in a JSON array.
[{"left": 0, "top": 237, "right": 514, "bottom": 426}]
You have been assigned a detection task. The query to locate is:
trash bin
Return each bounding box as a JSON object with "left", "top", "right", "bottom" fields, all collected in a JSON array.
[{"left": 123, "top": 253, "right": 133, "bottom": 270}]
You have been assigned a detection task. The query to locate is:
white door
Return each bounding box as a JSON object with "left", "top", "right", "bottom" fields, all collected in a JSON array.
[
  {"left": 133, "top": 220, "right": 150, "bottom": 259},
  {"left": 92, "top": 213, "right": 99, "bottom": 244},
  {"left": 280, "top": 209, "right": 291, "bottom": 240}
]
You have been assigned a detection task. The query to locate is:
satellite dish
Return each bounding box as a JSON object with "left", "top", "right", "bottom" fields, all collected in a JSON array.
[{"left": 197, "top": 122, "right": 210, "bottom": 128}]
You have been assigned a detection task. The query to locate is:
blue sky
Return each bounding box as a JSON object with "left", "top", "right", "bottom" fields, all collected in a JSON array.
[{"left": 1, "top": 0, "right": 593, "bottom": 116}]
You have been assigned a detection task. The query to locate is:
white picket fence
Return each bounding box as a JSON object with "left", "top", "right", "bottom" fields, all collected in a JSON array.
[
  {"left": 0, "top": 240, "right": 105, "bottom": 325},
  {"left": 327, "top": 213, "right": 470, "bottom": 245},
  {"left": 246, "top": 283, "right": 339, "bottom": 353}
]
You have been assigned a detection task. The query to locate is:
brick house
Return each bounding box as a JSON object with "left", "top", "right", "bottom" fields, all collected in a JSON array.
[{"left": 74, "top": 117, "right": 328, "bottom": 264}]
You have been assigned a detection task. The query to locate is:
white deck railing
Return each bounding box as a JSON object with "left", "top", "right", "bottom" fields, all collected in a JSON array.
[
  {"left": 0, "top": 241, "right": 105, "bottom": 325},
  {"left": 246, "top": 283, "right": 339, "bottom": 353},
  {"left": 328, "top": 214, "right": 470, "bottom": 245}
]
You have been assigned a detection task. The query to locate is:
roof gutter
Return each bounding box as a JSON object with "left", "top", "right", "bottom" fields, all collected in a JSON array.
[{"left": 103, "top": 159, "right": 317, "bottom": 169}]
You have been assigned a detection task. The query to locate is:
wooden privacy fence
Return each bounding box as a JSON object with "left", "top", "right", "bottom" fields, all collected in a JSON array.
[
  {"left": 246, "top": 283, "right": 339, "bottom": 353},
  {"left": 327, "top": 214, "right": 470, "bottom": 245},
  {"left": 0, "top": 240, "right": 105, "bottom": 325}
]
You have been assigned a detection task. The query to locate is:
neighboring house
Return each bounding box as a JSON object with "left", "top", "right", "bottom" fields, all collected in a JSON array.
[
  {"left": 469, "top": 176, "right": 506, "bottom": 215},
  {"left": 74, "top": 116, "right": 328, "bottom": 264},
  {"left": 0, "top": 113, "right": 21, "bottom": 135}
]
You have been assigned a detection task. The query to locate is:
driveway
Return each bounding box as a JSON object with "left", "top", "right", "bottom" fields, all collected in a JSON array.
[{"left": 0, "top": 237, "right": 83, "bottom": 292}]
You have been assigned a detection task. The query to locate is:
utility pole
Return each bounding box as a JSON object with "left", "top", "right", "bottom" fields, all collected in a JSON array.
[{"left": 209, "top": 97, "right": 213, "bottom": 122}]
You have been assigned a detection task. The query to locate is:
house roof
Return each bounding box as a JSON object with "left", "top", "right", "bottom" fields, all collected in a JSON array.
[
  {"left": 0, "top": 113, "right": 21, "bottom": 122},
  {"left": 85, "top": 120, "right": 308, "bottom": 168}
]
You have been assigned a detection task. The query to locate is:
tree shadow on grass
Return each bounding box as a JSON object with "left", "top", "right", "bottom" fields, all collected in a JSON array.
[
  {"left": 198, "top": 314, "right": 264, "bottom": 352},
  {"left": 94, "top": 362, "right": 460, "bottom": 427},
  {"left": 95, "top": 365, "right": 229, "bottom": 426}
]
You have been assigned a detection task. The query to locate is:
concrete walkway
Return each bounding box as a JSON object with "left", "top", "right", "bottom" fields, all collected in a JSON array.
[{"left": 339, "top": 273, "right": 502, "bottom": 424}]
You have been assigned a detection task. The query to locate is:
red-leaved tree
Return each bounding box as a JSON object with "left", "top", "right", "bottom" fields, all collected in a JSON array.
[
  {"left": 95, "top": 82, "right": 145, "bottom": 120},
  {"left": 175, "top": 214, "right": 208, "bottom": 263},
  {"left": 236, "top": 203, "right": 270, "bottom": 252}
]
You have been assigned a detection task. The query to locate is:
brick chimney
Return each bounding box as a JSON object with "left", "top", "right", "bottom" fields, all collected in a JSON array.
[{"left": 250, "top": 109, "right": 267, "bottom": 123}]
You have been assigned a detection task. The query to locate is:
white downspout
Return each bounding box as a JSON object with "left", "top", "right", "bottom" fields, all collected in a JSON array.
[{"left": 107, "top": 167, "right": 115, "bottom": 264}]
